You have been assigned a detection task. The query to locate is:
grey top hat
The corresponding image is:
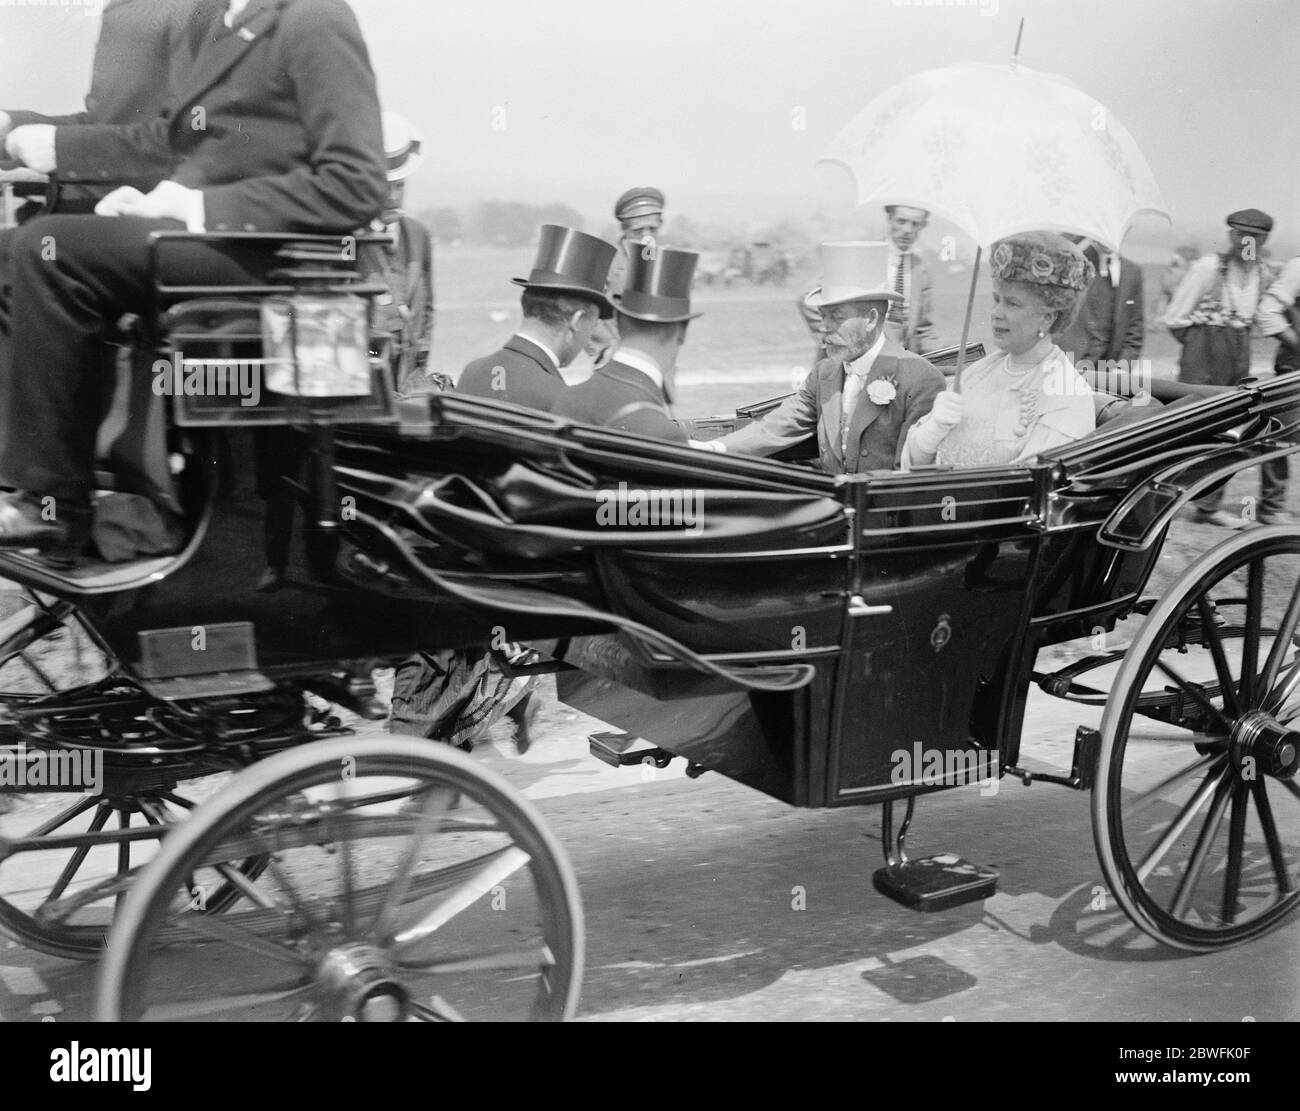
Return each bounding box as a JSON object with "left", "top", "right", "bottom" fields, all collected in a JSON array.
[
  {"left": 614, "top": 246, "right": 703, "bottom": 324},
  {"left": 512, "top": 225, "right": 618, "bottom": 318}
]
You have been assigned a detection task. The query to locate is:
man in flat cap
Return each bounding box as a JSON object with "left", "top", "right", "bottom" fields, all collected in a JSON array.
[
  {"left": 700, "top": 242, "right": 943, "bottom": 475},
  {"left": 585, "top": 186, "right": 667, "bottom": 366},
  {"left": 549, "top": 244, "right": 698, "bottom": 444},
  {"left": 458, "top": 224, "right": 615, "bottom": 409},
  {"left": 1165, "top": 208, "right": 1276, "bottom": 527}
]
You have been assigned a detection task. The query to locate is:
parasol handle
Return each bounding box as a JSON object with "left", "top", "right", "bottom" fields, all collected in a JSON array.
[
  {"left": 952, "top": 245, "right": 982, "bottom": 394},
  {"left": 1011, "top": 18, "right": 1025, "bottom": 69}
]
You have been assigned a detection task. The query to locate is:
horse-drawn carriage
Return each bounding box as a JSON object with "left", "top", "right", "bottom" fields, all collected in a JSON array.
[{"left": 0, "top": 206, "right": 1297, "bottom": 1021}]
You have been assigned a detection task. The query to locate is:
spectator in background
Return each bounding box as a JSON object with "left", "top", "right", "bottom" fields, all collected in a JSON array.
[
  {"left": 1156, "top": 252, "right": 1189, "bottom": 317},
  {"left": 361, "top": 112, "right": 437, "bottom": 393},
  {"left": 1165, "top": 208, "right": 1275, "bottom": 528},
  {"left": 1055, "top": 236, "right": 1145, "bottom": 386},
  {"left": 1254, "top": 251, "right": 1300, "bottom": 525},
  {"left": 798, "top": 204, "right": 937, "bottom": 362},
  {"left": 586, "top": 186, "right": 666, "bottom": 365}
]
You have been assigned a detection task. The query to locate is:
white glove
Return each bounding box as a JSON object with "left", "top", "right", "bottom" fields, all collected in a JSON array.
[
  {"left": 908, "top": 389, "right": 965, "bottom": 458},
  {"left": 688, "top": 438, "right": 726, "bottom": 453},
  {"left": 0, "top": 111, "right": 12, "bottom": 146},
  {"left": 95, "top": 180, "right": 205, "bottom": 230},
  {"left": 5, "top": 124, "right": 56, "bottom": 173}
]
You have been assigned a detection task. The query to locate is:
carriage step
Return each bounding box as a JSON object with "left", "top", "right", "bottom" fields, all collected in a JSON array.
[
  {"left": 588, "top": 731, "right": 675, "bottom": 769},
  {"left": 872, "top": 854, "right": 999, "bottom": 912}
]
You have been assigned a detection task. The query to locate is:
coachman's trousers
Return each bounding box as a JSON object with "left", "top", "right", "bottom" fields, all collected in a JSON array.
[{"left": 0, "top": 215, "right": 270, "bottom": 504}]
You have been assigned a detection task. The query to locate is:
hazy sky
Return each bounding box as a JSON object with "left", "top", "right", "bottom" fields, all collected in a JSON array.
[{"left": 2, "top": 0, "right": 1295, "bottom": 247}]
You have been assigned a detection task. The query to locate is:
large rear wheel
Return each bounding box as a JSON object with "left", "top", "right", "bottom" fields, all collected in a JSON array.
[
  {"left": 1094, "top": 527, "right": 1300, "bottom": 950},
  {"left": 98, "top": 735, "right": 583, "bottom": 1021}
]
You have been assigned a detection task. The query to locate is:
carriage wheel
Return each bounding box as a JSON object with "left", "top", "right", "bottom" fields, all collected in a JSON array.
[
  {"left": 0, "top": 780, "right": 271, "bottom": 960},
  {"left": 98, "top": 735, "right": 583, "bottom": 1021},
  {"left": 1094, "top": 527, "right": 1300, "bottom": 950},
  {"left": 0, "top": 599, "right": 265, "bottom": 959}
]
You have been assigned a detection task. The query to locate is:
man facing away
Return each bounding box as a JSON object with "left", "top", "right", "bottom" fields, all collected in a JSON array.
[
  {"left": 548, "top": 245, "right": 701, "bottom": 445},
  {"left": 391, "top": 225, "right": 617, "bottom": 755},
  {"left": 458, "top": 224, "right": 616, "bottom": 408},
  {"left": 1166, "top": 207, "right": 1276, "bottom": 527},
  {"left": 702, "top": 241, "right": 944, "bottom": 475},
  {"left": 0, "top": 0, "right": 387, "bottom": 564},
  {"left": 798, "top": 205, "right": 938, "bottom": 363}
]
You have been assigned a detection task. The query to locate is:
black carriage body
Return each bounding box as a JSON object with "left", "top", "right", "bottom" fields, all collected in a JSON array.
[{"left": 5, "top": 346, "right": 1297, "bottom": 812}]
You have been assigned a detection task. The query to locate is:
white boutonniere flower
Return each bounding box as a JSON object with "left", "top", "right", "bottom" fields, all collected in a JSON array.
[{"left": 866, "top": 377, "right": 898, "bottom": 406}]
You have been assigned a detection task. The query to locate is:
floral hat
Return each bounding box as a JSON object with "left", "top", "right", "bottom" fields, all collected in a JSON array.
[{"left": 989, "top": 231, "right": 1095, "bottom": 292}]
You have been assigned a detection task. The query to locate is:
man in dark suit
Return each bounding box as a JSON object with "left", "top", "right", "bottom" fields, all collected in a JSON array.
[
  {"left": 705, "top": 242, "right": 943, "bottom": 474},
  {"left": 0, "top": 0, "right": 197, "bottom": 211},
  {"left": 0, "top": 0, "right": 386, "bottom": 560},
  {"left": 1055, "top": 237, "right": 1145, "bottom": 379},
  {"left": 548, "top": 246, "right": 700, "bottom": 445},
  {"left": 458, "top": 225, "right": 615, "bottom": 408}
]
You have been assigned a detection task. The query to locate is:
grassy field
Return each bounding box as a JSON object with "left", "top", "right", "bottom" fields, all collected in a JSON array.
[{"left": 427, "top": 244, "right": 1279, "bottom": 419}]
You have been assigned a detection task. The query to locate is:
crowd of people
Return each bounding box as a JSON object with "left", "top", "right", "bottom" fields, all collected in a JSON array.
[{"left": 0, "top": 0, "right": 1297, "bottom": 749}]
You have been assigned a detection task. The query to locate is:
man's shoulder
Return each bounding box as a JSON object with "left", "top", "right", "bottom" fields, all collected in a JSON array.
[{"left": 893, "top": 350, "right": 945, "bottom": 385}]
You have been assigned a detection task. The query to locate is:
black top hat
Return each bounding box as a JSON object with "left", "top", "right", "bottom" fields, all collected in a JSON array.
[
  {"left": 512, "top": 225, "right": 617, "bottom": 317},
  {"left": 614, "top": 246, "right": 703, "bottom": 324}
]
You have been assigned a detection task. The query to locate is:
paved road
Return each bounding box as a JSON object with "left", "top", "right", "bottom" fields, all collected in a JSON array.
[{"left": 1, "top": 676, "right": 1296, "bottom": 1023}]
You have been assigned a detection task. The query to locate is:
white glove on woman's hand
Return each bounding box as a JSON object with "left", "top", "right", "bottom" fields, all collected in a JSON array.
[{"left": 908, "top": 389, "right": 965, "bottom": 457}]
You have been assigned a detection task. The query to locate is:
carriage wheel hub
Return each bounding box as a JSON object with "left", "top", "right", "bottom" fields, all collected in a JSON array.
[
  {"left": 1230, "top": 711, "right": 1300, "bottom": 779},
  {"left": 317, "top": 943, "right": 408, "bottom": 1021}
]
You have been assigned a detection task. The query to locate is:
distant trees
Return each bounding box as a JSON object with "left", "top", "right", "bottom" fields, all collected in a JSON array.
[{"left": 464, "top": 201, "right": 585, "bottom": 246}]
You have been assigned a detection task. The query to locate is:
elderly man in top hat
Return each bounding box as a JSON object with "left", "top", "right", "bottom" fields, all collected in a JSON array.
[
  {"left": 702, "top": 241, "right": 944, "bottom": 474},
  {"left": 798, "top": 205, "right": 938, "bottom": 363},
  {"left": 359, "top": 111, "right": 437, "bottom": 394},
  {"left": 549, "top": 245, "right": 699, "bottom": 444},
  {"left": 585, "top": 186, "right": 667, "bottom": 366},
  {"left": 458, "top": 225, "right": 615, "bottom": 409},
  {"left": 1166, "top": 207, "right": 1277, "bottom": 527}
]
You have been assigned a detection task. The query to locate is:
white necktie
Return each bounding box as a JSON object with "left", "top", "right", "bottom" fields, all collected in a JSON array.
[{"left": 841, "top": 366, "right": 868, "bottom": 453}]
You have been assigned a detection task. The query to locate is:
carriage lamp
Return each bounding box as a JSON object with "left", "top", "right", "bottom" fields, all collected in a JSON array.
[{"left": 261, "top": 293, "right": 372, "bottom": 397}]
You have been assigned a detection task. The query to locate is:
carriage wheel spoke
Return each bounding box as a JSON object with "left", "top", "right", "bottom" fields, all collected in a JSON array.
[
  {"left": 409, "top": 996, "right": 466, "bottom": 1022},
  {"left": 143, "top": 981, "right": 314, "bottom": 1022},
  {"left": 332, "top": 809, "right": 357, "bottom": 936},
  {"left": 1264, "top": 657, "right": 1300, "bottom": 716},
  {"left": 370, "top": 786, "right": 455, "bottom": 942},
  {"left": 1125, "top": 754, "right": 1221, "bottom": 820},
  {"left": 1170, "top": 769, "right": 1234, "bottom": 918},
  {"left": 264, "top": 855, "right": 325, "bottom": 934},
  {"left": 1154, "top": 660, "right": 1234, "bottom": 735},
  {"left": 393, "top": 846, "right": 530, "bottom": 950},
  {"left": 26, "top": 794, "right": 98, "bottom": 838},
  {"left": 1136, "top": 770, "right": 1222, "bottom": 884},
  {"left": 398, "top": 944, "right": 554, "bottom": 974},
  {"left": 169, "top": 905, "right": 312, "bottom": 967},
  {"left": 1238, "top": 561, "right": 1264, "bottom": 707},
  {"left": 1259, "top": 576, "right": 1300, "bottom": 700},
  {"left": 1251, "top": 779, "right": 1293, "bottom": 896},
  {"left": 213, "top": 862, "right": 279, "bottom": 911},
  {"left": 46, "top": 801, "right": 112, "bottom": 902},
  {"left": 1198, "top": 597, "right": 1241, "bottom": 719},
  {"left": 1220, "top": 785, "right": 1249, "bottom": 924},
  {"left": 1283, "top": 779, "right": 1300, "bottom": 804}
]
